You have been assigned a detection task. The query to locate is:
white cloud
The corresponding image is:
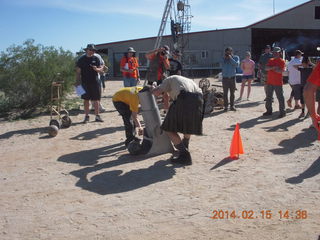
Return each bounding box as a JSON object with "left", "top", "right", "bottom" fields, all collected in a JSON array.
[{"left": 6, "top": 0, "right": 165, "bottom": 18}]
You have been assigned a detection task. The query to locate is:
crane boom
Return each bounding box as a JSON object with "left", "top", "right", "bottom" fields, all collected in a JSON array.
[{"left": 154, "top": 0, "right": 173, "bottom": 49}]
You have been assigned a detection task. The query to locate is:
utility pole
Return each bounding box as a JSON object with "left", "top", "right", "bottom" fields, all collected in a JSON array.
[{"left": 273, "top": 0, "right": 275, "bottom": 15}]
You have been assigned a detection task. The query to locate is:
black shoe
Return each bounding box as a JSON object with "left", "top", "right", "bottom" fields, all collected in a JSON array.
[
  {"left": 83, "top": 115, "right": 89, "bottom": 123},
  {"left": 230, "top": 106, "right": 237, "bottom": 111},
  {"left": 95, "top": 115, "right": 104, "bottom": 122},
  {"left": 223, "top": 107, "right": 228, "bottom": 112},
  {"left": 171, "top": 151, "right": 192, "bottom": 165},
  {"left": 298, "top": 112, "right": 305, "bottom": 118},
  {"left": 278, "top": 112, "right": 286, "bottom": 118},
  {"left": 262, "top": 111, "right": 272, "bottom": 116},
  {"left": 125, "top": 136, "right": 140, "bottom": 147}
]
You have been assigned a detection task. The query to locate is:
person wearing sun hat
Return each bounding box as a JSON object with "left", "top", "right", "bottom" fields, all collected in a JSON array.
[
  {"left": 75, "top": 44, "right": 105, "bottom": 123},
  {"left": 120, "top": 47, "right": 140, "bottom": 87}
]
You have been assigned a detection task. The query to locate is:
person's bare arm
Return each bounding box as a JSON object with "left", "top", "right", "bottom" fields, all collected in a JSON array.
[
  {"left": 75, "top": 67, "right": 81, "bottom": 86},
  {"left": 131, "top": 112, "right": 143, "bottom": 135}
]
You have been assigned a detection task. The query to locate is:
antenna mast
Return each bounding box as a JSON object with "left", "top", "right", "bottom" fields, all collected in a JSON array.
[{"left": 154, "top": 0, "right": 173, "bottom": 49}]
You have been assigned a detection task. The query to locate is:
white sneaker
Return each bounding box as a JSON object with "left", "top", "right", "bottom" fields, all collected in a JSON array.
[{"left": 236, "top": 97, "right": 242, "bottom": 102}]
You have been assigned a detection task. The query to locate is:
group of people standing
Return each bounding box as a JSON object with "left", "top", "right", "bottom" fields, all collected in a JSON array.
[
  {"left": 75, "top": 42, "right": 320, "bottom": 165},
  {"left": 221, "top": 44, "right": 320, "bottom": 135}
]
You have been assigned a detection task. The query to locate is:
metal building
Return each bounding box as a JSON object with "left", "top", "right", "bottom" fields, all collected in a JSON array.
[{"left": 96, "top": 0, "right": 320, "bottom": 77}]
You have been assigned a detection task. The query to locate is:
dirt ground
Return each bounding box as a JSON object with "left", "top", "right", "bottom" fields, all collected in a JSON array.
[{"left": 0, "top": 78, "right": 319, "bottom": 240}]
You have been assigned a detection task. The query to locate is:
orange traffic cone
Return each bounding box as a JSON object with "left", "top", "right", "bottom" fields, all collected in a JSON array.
[{"left": 229, "top": 123, "right": 244, "bottom": 160}]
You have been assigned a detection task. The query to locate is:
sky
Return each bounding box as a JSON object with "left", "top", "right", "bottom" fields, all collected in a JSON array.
[{"left": 0, "top": 0, "right": 309, "bottom": 54}]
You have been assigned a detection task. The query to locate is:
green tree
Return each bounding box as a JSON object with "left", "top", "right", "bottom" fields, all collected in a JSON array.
[{"left": 0, "top": 39, "right": 76, "bottom": 117}]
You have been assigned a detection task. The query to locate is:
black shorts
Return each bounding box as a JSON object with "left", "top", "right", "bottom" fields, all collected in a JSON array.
[
  {"left": 290, "top": 84, "right": 302, "bottom": 100},
  {"left": 81, "top": 82, "right": 101, "bottom": 101},
  {"left": 161, "top": 91, "right": 203, "bottom": 135}
]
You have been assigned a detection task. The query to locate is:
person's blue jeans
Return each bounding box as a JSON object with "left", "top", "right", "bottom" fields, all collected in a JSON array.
[{"left": 123, "top": 77, "right": 137, "bottom": 87}]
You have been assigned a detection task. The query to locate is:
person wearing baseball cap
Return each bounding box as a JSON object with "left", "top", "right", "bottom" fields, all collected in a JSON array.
[
  {"left": 263, "top": 46, "right": 286, "bottom": 118},
  {"left": 120, "top": 47, "right": 140, "bottom": 87},
  {"left": 220, "top": 46, "right": 240, "bottom": 111},
  {"left": 145, "top": 45, "right": 171, "bottom": 85}
]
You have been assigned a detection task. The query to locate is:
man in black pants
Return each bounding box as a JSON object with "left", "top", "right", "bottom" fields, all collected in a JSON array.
[
  {"left": 112, "top": 87, "right": 143, "bottom": 146},
  {"left": 220, "top": 47, "right": 240, "bottom": 111}
]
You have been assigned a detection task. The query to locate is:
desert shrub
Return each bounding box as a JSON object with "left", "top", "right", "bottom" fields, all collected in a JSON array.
[{"left": 0, "top": 39, "right": 76, "bottom": 117}]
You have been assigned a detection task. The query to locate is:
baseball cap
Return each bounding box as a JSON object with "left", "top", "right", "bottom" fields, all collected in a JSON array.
[
  {"left": 295, "top": 50, "right": 304, "bottom": 56},
  {"left": 272, "top": 47, "right": 282, "bottom": 53}
]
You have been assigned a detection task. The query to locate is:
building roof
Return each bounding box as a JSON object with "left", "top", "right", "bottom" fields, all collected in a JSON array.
[
  {"left": 96, "top": 0, "right": 314, "bottom": 48},
  {"left": 245, "top": 0, "right": 313, "bottom": 28}
]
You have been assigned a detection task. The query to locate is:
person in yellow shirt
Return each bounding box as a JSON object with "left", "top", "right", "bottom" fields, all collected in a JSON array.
[{"left": 112, "top": 87, "right": 144, "bottom": 146}]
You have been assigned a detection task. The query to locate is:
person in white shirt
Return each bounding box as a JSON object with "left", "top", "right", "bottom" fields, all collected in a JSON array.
[{"left": 287, "top": 50, "right": 303, "bottom": 109}]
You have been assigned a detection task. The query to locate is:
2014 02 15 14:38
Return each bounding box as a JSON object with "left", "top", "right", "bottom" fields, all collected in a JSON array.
[{"left": 210, "top": 210, "right": 308, "bottom": 220}]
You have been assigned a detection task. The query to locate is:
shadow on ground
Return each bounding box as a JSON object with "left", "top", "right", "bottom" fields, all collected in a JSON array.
[
  {"left": 58, "top": 142, "right": 127, "bottom": 166},
  {"left": 235, "top": 100, "right": 263, "bottom": 109},
  {"left": 286, "top": 157, "right": 320, "bottom": 184},
  {"left": 263, "top": 117, "right": 301, "bottom": 132},
  {"left": 225, "top": 115, "right": 275, "bottom": 131},
  {"left": 0, "top": 126, "right": 48, "bottom": 139},
  {"left": 270, "top": 127, "right": 317, "bottom": 155},
  {"left": 58, "top": 144, "right": 183, "bottom": 195},
  {"left": 210, "top": 157, "right": 237, "bottom": 170},
  {"left": 70, "top": 126, "right": 123, "bottom": 140}
]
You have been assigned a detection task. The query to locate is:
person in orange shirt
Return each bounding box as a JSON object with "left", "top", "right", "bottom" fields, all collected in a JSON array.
[
  {"left": 146, "top": 45, "right": 171, "bottom": 110},
  {"left": 263, "top": 47, "right": 286, "bottom": 118},
  {"left": 120, "top": 47, "right": 140, "bottom": 87},
  {"left": 304, "top": 62, "right": 320, "bottom": 134},
  {"left": 145, "top": 45, "right": 171, "bottom": 85}
]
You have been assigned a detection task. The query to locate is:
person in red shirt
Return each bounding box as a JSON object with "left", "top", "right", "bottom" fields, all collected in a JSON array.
[
  {"left": 304, "top": 62, "right": 320, "bottom": 133},
  {"left": 120, "top": 47, "right": 140, "bottom": 87},
  {"left": 263, "top": 47, "right": 286, "bottom": 118}
]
